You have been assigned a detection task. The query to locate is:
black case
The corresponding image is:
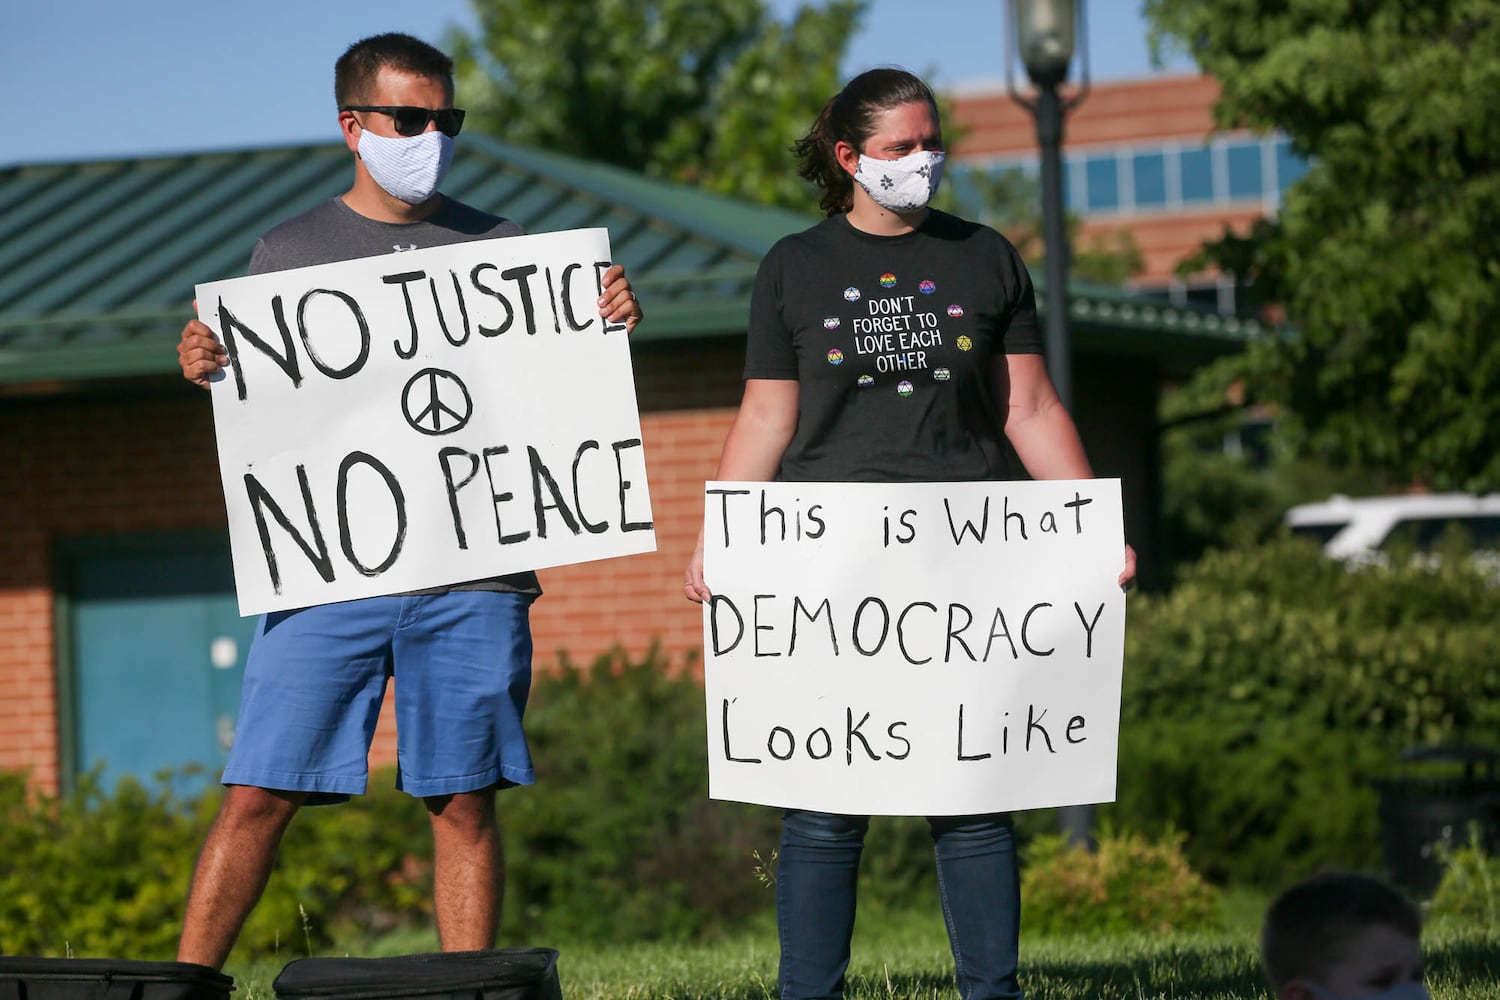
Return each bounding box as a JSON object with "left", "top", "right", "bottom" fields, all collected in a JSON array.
[
  {"left": 0, "top": 958, "right": 234, "bottom": 1000},
  {"left": 272, "top": 949, "right": 561, "bottom": 1000}
]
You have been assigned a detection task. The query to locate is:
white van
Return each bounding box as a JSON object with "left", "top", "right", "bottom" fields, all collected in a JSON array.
[{"left": 1284, "top": 493, "right": 1500, "bottom": 559}]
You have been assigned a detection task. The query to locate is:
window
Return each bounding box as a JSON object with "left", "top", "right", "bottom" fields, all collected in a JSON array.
[
  {"left": 1132, "top": 151, "right": 1167, "bottom": 209},
  {"left": 1290, "top": 522, "right": 1350, "bottom": 547},
  {"left": 1085, "top": 154, "right": 1119, "bottom": 212},
  {"left": 1380, "top": 516, "right": 1500, "bottom": 553},
  {"left": 1226, "top": 140, "right": 1264, "bottom": 200},
  {"left": 1179, "top": 146, "right": 1214, "bottom": 203},
  {"left": 1275, "top": 139, "right": 1309, "bottom": 190}
]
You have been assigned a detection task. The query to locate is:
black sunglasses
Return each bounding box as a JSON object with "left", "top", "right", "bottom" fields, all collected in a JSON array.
[{"left": 340, "top": 105, "right": 466, "bottom": 137}]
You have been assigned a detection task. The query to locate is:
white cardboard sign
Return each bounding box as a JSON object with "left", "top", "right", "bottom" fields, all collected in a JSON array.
[
  {"left": 702, "top": 479, "right": 1126, "bottom": 816},
  {"left": 196, "top": 228, "right": 655, "bottom": 615}
]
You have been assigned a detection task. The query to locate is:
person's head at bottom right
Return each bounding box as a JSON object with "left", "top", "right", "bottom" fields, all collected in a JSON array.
[{"left": 1261, "top": 872, "right": 1428, "bottom": 1000}]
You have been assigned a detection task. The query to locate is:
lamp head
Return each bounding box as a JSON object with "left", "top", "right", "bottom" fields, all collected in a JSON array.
[{"left": 1014, "top": 0, "right": 1077, "bottom": 88}]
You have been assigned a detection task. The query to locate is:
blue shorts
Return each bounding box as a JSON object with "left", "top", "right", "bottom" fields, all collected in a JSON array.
[{"left": 223, "top": 590, "right": 536, "bottom": 803}]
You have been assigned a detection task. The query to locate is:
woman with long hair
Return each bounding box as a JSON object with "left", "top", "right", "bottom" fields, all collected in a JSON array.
[{"left": 685, "top": 67, "right": 1135, "bottom": 1000}]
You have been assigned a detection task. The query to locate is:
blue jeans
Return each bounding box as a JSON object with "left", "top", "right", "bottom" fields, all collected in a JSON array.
[{"left": 776, "top": 810, "right": 1022, "bottom": 1000}]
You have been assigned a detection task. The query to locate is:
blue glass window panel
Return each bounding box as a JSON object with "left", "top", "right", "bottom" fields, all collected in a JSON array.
[
  {"left": 1275, "top": 139, "right": 1309, "bottom": 189},
  {"left": 1132, "top": 151, "right": 1167, "bottom": 209},
  {"left": 1085, "top": 155, "right": 1119, "bottom": 212},
  {"left": 1179, "top": 146, "right": 1214, "bottom": 203},
  {"left": 1227, "top": 141, "right": 1264, "bottom": 199}
]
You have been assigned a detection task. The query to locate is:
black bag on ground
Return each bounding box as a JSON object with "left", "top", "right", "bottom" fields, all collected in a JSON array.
[
  {"left": 0, "top": 958, "right": 233, "bottom": 1000},
  {"left": 272, "top": 949, "right": 561, "bottom": 1000}
]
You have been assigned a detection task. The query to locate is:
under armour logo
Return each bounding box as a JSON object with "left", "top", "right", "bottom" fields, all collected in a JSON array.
[{"left": 392, "top": 243, "right": 418, "bottom": 252}]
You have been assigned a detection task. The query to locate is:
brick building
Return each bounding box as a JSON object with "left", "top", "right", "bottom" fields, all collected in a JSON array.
[
  {"left": 0, "top": 131, "right": 1261, "bottom": 795},
  {"left": 949, "top": 74, "right": 1305, "bottom": 313}
]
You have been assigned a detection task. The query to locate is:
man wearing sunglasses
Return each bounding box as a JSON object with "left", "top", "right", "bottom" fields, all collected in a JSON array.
[{"left": 173, "top": 32, "right": 643, "bottom": 970}]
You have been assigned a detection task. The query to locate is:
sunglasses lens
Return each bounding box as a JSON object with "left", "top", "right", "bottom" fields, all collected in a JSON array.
[
  {"left": 401, "top": 110, "right": 429, "bottom": 136},
  {"left": 437, "top": 109, "right": 465, "bottom": 137}
]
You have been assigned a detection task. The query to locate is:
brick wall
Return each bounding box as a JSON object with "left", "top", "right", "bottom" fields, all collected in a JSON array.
[
  {"left": 948, "top": 75, "right": 1263, "bottom": 286},
  {"left": 950, "top": 75, "right": 1221, "bottom": 158}
]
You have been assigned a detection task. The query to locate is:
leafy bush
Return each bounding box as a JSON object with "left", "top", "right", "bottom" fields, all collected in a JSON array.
[
  {"left": 1431, "top": 830, "right": 1500, "bottom": 930},
  {"left": 0, "top": 768, "right": 212, "bottom": 958},
  {"left": 1109, "top": 539, "right": 1500, "bottom": 886},
  {"left": 0, "top": 766, "right": 437, "bottom": 959},
  {"left": 1021, "top": 828, "right": 1219, "bottom": 937},
  {"left": 499, "top": 645, "right": 781, "bottom": 942}
]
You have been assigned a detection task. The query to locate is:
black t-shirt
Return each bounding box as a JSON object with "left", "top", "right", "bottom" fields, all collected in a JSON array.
[{"left": 744, "top": 210, "right": 1044, "bottom": 483}]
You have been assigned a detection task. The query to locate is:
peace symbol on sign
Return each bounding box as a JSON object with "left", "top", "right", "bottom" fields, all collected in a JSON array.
[{"left": 401, "top": 367, "right": 474, "bottom": 436}]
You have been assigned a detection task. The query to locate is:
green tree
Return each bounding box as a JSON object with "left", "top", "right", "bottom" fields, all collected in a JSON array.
[
  {"left": 449, "top": 0, "right": 863, "bottom": 211},
  {"left": 1143, "top": 0, "right": 1500, "bottom": 490}
]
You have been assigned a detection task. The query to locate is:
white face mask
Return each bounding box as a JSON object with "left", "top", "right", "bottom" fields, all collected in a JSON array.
[
  {"left": 1306, "top": 980, "right": 1431, "bottom": 1000},
  {"left": 853, "top": 149, "right": 945, "bottom": 213},
  {"left": 357, "top": 128, "right": 454, "bottom": 205}
]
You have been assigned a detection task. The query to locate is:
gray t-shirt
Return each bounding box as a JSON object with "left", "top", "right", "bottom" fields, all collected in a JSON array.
[{"left": 248, "top": 195, "right": 540, "bottom": 596}]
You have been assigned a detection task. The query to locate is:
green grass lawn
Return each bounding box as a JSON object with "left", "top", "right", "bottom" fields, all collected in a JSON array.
[{"left": 225, "top": 899, "right": 1500, "bottom": 1000}]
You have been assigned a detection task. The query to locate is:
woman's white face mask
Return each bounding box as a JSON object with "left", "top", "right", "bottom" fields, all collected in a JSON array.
[
  {"left": 853, "top": 149, "right": 945, "bottom": 213},
  {"left": 358, "top": 128, "right": 454, "bottom": 205}
]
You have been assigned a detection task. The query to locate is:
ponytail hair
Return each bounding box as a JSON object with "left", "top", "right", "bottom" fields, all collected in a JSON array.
[{"left": 793, "top": 68, "right": 939, "bottom": 217}]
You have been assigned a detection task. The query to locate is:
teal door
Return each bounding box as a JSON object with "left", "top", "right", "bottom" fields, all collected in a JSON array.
[{"left": 64, "top": 534, "right": 257, "bottom": 795}]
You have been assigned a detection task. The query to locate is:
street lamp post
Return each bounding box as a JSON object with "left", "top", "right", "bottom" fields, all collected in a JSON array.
[
  {"left": 1006, "top": 0, "right": 1093, "bottom": 847},
  {"left": 1006, "top": 0, "right": 1089, "bottom": 411}
]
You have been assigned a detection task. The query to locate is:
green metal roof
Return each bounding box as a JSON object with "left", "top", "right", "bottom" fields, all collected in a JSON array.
[{"left": 0, "top": 136, "right": 1263, "bottom": 388}]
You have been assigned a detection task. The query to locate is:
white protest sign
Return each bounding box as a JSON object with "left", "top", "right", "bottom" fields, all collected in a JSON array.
[
  {"left": 702, "top": 479, "right": 1125, "bottom": 816},
  {"left": 196, "top": 228, "right": 655, "bottom": 616}
]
